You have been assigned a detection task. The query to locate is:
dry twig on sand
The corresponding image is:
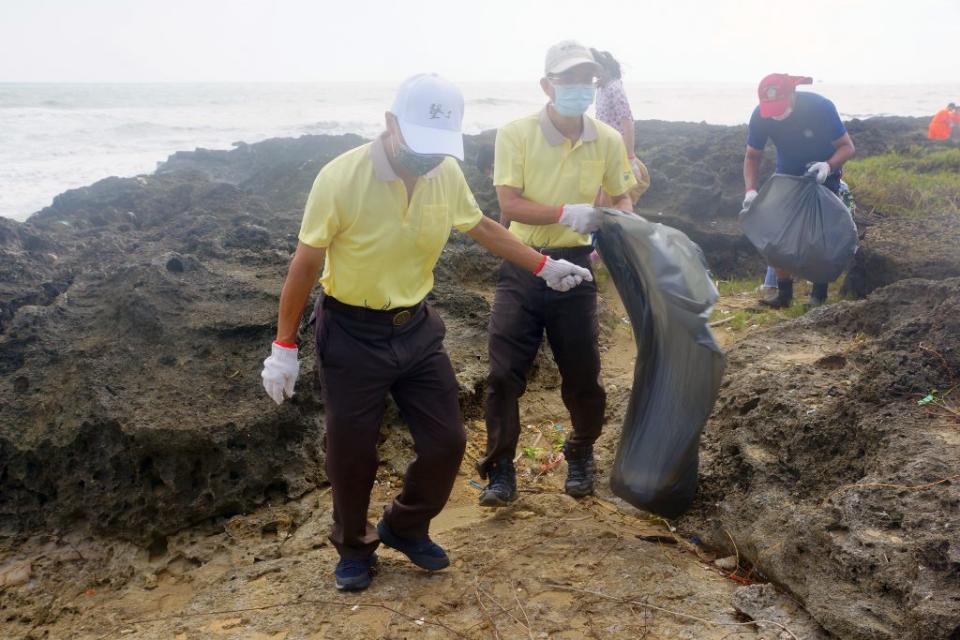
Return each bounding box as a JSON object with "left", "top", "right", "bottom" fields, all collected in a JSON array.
[
  {"left": 708, "top": 316, "right": 737, "bottom": 328},
  {"left": 718, "top": 529, "right": 756, "bottom": 586},
  {"left": 477, "top": 585, "right": 531, "bottom": 633},
  {"left": 823, "top": 474, "right": 960, "bottom": 505},
  {"left": 543, "top": 582, "right": 801, "bottom": 640},
  {"left": 474, "top": 585, "right": 501, "bottom": 640},
  {"left": 513, "top": 583, "right": 535, "bottom": 640},
  {"left": 919, "top": 342, "right": 957, "bottom": 386},
  {"left": 92, "top": 595, "right": 470, "bottom": 640}
]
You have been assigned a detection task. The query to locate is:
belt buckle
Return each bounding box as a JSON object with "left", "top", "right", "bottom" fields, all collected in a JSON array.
[{"left": 392, "top": 309, "right": 412, "bottom": 326}]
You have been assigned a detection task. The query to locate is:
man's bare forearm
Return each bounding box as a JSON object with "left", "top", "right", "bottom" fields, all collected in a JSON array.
[
  {"left": 497, "top": 186, "right": 564, "bottom": 226},
  {"left": 467, "top": 217, "right": 542, "bottom": 272},
  {"left": 743, "top": 150, "right": 762, "bottom": 192},
  {"left": 828, "top": 141, "right": 856, "bottom": 172},
  {"left": 276, "top": 244, "right": 325, "bottom": 344}
]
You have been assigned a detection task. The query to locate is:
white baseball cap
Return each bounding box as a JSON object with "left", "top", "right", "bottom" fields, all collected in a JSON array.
[
  {"left": 390, "top": 73, "right": 465, "bottom": 161},
  {"left": 544, "top": 40, "right": 600, "bottom": 76}
]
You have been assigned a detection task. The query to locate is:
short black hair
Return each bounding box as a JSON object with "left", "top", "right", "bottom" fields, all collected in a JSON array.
[
  {"left": 590, "top": 49, "right": 622, "bottom": 80},
  {"left": 476, "top": 145, "right": 495, "bottom": 174}
]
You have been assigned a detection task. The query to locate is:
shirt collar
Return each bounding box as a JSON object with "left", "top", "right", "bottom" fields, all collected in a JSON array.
[
  {"left": 538, "top": 106, "right": 598, "bottom": 146},
  {"left": 371, "top": 133, "right": 443, "bottom": 182},
  {"left": 371, "top": 134, "right": 398, "bottom": 182}
]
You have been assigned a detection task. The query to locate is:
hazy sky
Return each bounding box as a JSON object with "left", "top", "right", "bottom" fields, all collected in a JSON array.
[{"left": 2, "top": 0, "right": 958, "bottom": 84}]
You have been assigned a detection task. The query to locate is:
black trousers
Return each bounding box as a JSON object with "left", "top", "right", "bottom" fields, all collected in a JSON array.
[
  {"left": 480, "top": 249, "right": 605, "bottom": 473},
  {"left": 314, "top": 296, "right": 466, "bottom": 560}
]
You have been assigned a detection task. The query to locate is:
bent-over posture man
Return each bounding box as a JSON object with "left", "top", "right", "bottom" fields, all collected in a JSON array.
[
  {"left": 743, "top": 73, "right": 855, "bottom": 308},
  {"left": 260, "top": 73, "right": 592, "bottom": 591}
]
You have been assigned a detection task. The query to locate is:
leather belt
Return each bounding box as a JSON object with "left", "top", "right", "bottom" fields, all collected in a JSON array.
[
  {"left": 323, "top": 296, "right": 423, "bottom": 326},
  {"left": 535, "top": 245, "right": 595, "bottom": 260}
]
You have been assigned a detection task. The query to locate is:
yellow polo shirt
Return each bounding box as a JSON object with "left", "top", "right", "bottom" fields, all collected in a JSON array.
[
  {"left": 298, "top": 135, "right": 484, "bottom": 309},
  {"left": 494, "top": 108, "right": 636, "bottom": 248}
]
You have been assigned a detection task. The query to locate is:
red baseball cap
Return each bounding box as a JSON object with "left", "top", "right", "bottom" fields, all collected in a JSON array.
[{"left": 758, "top": 73, "right": 813, "bottom": 118}]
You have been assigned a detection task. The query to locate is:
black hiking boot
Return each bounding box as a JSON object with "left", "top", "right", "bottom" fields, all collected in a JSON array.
[
  {"left": 806, "top": 282, "right": 828, "bottom": 308},
  {"left": 478, "top": 458, "right": 517, "bottom": 507},
  {"left": 759, "top": 278, "right": 793, "bottom": 309},
  {"left": 563, "top": 443, "right": 595, "bottom": 498}
]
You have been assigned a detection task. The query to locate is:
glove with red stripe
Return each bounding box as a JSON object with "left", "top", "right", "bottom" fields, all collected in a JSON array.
[
  {"left": 535, "top": 257, "right": 593, "bottom": 292},
  {"left": 261, "top": 341, "right": 299, "bottom": 404}
]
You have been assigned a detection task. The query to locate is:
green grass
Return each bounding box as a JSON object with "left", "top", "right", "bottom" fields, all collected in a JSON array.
[
  {"left": 715, "top": 276, "right": 762, "bottom": 298},
  {"left": 710, "top": 303, "right": 806, "bottom": 331},
  {"left": 521, "top": 446, "right": 546, "bottom": 460},
  {"left": 844, "top": 147, "right": 960, "bottom": 217}
]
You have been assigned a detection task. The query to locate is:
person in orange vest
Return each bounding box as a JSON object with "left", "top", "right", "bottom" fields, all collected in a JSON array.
[{"left": 928, "top": 103, "right": 958, "bottom": 141}]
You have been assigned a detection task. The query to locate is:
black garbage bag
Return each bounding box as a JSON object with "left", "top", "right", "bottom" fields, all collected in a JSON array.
[
  {"left": 740, "top": 174, "right": 858, "bottom": 283},
  {"left": 596, "top": 210, "right": 726, "bottom": 518}
]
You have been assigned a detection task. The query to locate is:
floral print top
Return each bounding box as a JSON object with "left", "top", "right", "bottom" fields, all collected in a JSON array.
[{"left": 596, "top": 79, "right": 633, "bottom": 135}]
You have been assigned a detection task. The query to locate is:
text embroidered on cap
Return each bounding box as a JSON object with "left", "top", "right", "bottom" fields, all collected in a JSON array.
[{"left": 429, "top": 104, "right": 452, "bottom": 120}]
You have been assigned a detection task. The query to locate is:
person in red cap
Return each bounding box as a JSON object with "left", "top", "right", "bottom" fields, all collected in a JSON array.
[{"left": 742, "top": 73, "right": 856, "bottom": 308}]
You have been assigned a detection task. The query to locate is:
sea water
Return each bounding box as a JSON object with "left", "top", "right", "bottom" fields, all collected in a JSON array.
[{"left": 1, "top": 81, "right": 956, "bottom": 221}]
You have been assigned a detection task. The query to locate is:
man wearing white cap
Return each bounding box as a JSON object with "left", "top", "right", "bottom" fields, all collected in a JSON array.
[
  {"left": 259, "top": 73, "right": 592, "bottom": 591},
  {"left": 478, "top": 41, "right": 636, "bottom": 506}
]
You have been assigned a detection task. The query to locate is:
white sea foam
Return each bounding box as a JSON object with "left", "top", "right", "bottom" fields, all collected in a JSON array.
[{"left": 1, "top": 82, "right": 957, "bottom": 221}]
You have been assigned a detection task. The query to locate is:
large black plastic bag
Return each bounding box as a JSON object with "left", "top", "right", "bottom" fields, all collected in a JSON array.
[
  {"left": 596, "top": 210, "right": 726, "bottom": 518},
  {"left": 740, "top": 174, "right": 858, "bottom": 283}
]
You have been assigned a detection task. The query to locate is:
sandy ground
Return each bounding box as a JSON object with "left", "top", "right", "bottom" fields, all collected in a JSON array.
[{"left": 1, "top": 282, "right": 810, "bottom": 640}]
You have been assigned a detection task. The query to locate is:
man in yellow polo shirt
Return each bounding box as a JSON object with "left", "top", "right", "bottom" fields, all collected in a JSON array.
[
  {"left": 259, "top": 74, "right": 591, "bottom": 591},
  {"left": 478, "top": 41, "right": 636, "bottom": 507}
]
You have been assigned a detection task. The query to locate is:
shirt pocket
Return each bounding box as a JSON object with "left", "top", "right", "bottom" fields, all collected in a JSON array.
[
  {"left": 579, "top": 160, "right": 605, "bottom": 198},
  {"left": 417, "top": 204, "right": 452, "bottom": 256}
]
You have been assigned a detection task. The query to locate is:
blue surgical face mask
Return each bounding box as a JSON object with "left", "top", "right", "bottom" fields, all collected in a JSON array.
[{"left": 552, "top": 83, "right": 596, "bottom": 117}]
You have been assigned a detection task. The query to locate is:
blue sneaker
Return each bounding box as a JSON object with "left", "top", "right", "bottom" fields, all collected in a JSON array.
[
  {"left": 334, "top": 553, "right": 378, "bottom": 591},
  {"left": 376, "top": 520, "right": 449, "bottom": 571}
]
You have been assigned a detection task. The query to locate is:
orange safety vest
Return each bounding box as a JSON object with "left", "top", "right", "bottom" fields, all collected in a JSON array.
[{"left": 928, "top": 109, "right": 956, "bottom": 140}]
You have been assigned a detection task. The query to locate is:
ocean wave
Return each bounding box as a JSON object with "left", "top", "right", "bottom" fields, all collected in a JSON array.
[
  {"left": 838, "top": 112, "right": 887, "bottom": 120},
  {"left": 109, "top": 121, "right": 210, "bottom": 136},
  {"left": 468, "top": 97, "right": 526, "bottom": 106},
  {"left": 297, "top": 121, "right": 380, "bottom": 136}
]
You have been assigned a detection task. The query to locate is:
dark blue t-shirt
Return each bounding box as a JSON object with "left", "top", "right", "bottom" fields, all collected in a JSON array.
[{"left": 747, "top": 92, "right": 846, "bottom": 177}]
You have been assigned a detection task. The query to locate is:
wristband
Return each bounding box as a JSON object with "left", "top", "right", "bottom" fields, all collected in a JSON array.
[
  {"left": 273, "top": 340, "right": 297, "bottom": 349},
  {"left": 533, "top": 255, "right": 548, "bottom": 275}
]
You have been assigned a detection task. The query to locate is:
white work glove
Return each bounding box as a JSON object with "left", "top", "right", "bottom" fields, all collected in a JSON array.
[
  {"left": 261, "top": 342, "right": 299, "bottom": 405},
  {"left": 629, "top": 157, "right": 643, "bottom": 175},
  {"left": 558, "top": 204, "right": 602, "bottom": 234},
  {"left": 742, "top": 189, "right": 758, "bottom": 210},
  {"left": 536, "top": 257, "right": 594, "bottom": 292},
  {"left": 806, "top": 161, "right": 832, "bottom": 184}
]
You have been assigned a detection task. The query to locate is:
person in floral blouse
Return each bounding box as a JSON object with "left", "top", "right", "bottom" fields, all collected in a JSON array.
[{"left": 591, "top": 48, "right": 650, "bottom": 205}]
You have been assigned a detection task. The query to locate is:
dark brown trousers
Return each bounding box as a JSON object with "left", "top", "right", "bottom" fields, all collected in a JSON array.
[
  {"left": 480, "top": 249, "right": 605, "bottom": 474},
  {"left": 314, "top": 296, "right": 466, "bottom": 560}
]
